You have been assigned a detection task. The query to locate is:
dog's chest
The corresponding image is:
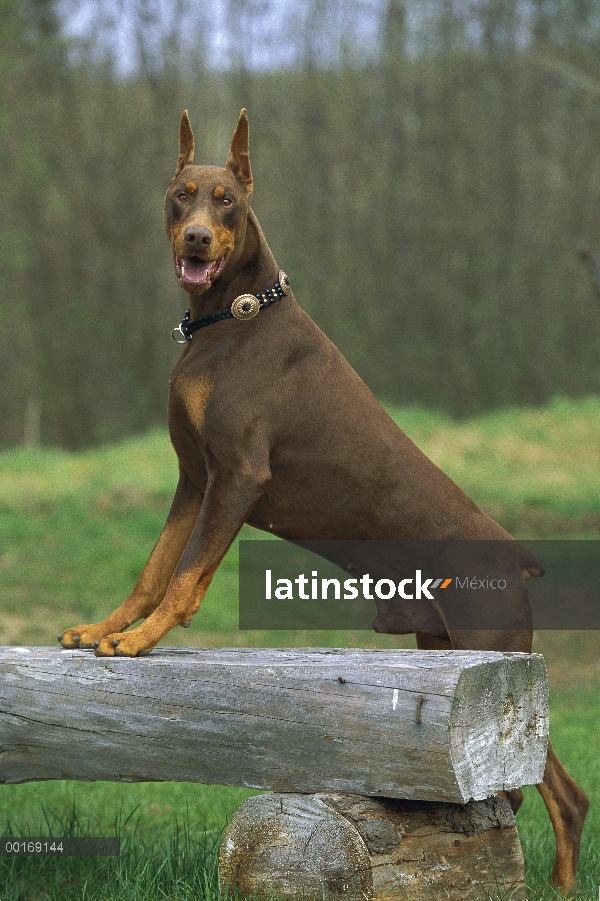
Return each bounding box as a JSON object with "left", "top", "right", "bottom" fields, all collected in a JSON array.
[{"left": 168, "top": 365, "right": 213, "bottom": 465}]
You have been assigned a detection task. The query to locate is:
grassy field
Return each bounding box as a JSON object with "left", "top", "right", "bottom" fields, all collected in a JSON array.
[{"left": 0, "top": 395, "right": 599, "bottom": 899}]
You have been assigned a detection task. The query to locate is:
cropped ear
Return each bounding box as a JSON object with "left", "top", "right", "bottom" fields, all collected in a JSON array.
[
  {"left": 175, "top": 110, "right": 195, "bottom": 177},
  {"left": 226, "top": 108, "right": 253, "bottom": 192}
]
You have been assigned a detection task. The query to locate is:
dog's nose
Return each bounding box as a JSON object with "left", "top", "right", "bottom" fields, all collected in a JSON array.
[{"left": 184, "top": 226, "right": 212, "bottom": 249}]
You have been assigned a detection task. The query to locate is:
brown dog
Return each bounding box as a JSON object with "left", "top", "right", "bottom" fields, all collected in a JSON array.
[{"left": 59, "top": 109, "right": 588, "bottom": 890}]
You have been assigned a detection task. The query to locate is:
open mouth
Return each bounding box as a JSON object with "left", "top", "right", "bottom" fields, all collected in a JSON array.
[{"left": 174, "top": 253, "right": 226, "bottom": 289}]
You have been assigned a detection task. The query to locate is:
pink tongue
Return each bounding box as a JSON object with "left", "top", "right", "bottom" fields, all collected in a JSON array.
[{"left": 184, "top": 257, "right": 210, "bottom": 283}]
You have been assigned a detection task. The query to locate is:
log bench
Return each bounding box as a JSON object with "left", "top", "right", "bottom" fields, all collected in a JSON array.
[{"left": 0, "top": 647, "right": 549, "bottom": 900}]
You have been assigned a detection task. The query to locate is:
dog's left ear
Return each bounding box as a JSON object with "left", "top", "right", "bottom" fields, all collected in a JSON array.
[
  {"left": 175, "top": 110, "right": 195, "bottom": 177},
  {"left": 226, "top": 109, "right": 253, "bottom": 193}
]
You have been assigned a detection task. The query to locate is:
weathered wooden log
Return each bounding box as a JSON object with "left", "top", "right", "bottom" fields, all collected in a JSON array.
[
  {"left": 0, "top": 647, "right": 548, "bottom": 802},
  {"left": 219, "top": 792, "right": 526, "bottom": 901}
]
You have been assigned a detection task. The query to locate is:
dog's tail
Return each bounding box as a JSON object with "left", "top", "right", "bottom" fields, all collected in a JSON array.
[{"left": 517, "top": 542, "right": 545, "bottom": 580}]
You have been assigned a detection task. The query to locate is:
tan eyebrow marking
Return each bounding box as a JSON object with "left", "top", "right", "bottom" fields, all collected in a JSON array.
[
  {"left": 185, "top": 181, "right": 197, "bottom": 193},
  {"left": 213, "top": 185, "right": 225, "bottom": 199}
]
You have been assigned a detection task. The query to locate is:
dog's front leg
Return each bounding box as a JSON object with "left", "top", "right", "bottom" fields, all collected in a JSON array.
[
  {"left": 59, "top": 466, "right": 202, "bottom": 649},
  {"left": 92, "top": 458, "right": 271, "bottom": 657}
]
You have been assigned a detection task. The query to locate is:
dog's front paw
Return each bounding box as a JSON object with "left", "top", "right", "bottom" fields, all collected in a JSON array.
[
  {"left": 93, "top": 629, "right": 155, "bottom": 658},
  {"left": 58, "top": 624, "right": 107, "bottom": 649}
]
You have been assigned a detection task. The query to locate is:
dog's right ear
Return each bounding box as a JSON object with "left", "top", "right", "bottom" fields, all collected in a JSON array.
[{"left": 174, "top": 110, "right": 195, "bottom": 177}]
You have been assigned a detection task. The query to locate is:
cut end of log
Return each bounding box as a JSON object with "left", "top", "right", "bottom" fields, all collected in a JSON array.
[
  {"left": 450, "top": 654, "right": 549, "bottom": 801},
  {"left": 219, "top": 792, "right": 526, "bottom": 901}
]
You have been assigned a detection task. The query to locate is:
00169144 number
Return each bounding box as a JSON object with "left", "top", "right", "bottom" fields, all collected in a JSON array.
[{"left": 0, "top": 837, "right": 120, "bottom": 856}]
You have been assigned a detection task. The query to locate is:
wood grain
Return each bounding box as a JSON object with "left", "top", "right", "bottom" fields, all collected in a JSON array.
[
  {"left": 0, "top": 647, "right": 548, "bottom": 802},
  {"left": 219, "top": 792, "right": 526, "bottom": 901}
]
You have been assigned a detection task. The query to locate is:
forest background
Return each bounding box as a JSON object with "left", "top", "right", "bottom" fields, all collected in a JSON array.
[{"left": 3, "top": 0, "right": 600, "bottom": 449}]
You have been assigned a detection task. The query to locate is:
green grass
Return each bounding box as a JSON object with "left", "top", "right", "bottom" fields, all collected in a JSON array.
[
  {"left": 1, "top": 396, "right": 599, "bottom": 899},
  {"left": 382, "top": 395, "right": 600, "bottom": 536},
  {"left": 0, "top": 812, "right": 226, "bottom": 901},
  {"left": 519, "top": 683, "right": 600, "bottom": 900}
]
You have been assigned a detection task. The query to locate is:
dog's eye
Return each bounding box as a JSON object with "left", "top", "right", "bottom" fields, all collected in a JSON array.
[
  {"left": 221, "top": 197, "right": 233, "bottom": 206},
  {"left": 176, "top": 193, "right": 187, "bottom": 203}
]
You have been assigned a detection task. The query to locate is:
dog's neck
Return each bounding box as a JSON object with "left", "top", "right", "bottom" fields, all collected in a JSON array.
[{"left": 186, "top": 210, "right": 279, "bottom": 321}]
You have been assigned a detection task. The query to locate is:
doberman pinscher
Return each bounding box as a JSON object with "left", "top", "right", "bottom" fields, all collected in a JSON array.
[{"left": 59, "top": 109, "right": 588, "bottom": 891}]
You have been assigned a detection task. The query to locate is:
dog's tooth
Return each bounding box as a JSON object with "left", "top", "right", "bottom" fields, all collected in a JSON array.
[{"left": 181, "top": 259, "right": 185, "bottom": 277}]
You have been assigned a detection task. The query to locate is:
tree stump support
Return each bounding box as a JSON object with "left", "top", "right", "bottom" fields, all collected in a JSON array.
[{"left": 220, "top": 792, "right": 526, "bottom": 901}]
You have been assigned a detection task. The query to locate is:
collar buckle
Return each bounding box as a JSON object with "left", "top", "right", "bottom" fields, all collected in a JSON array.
[{"left": 172, "top": 310, "right": 192, "bottom": 343}]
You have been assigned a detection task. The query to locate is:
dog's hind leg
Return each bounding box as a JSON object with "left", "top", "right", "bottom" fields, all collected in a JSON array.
[
  {"left": 536, "top": 740, "right": 589, "bottom": 892},
  {"left": 59, "top": 466, "right": 202, "bottom": 649},
  {"left": 415, "top": 631, "right": 452, "bottom": 651},
  {"left": 500, "top": 787, "right": 524, "bottom": 814}
]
